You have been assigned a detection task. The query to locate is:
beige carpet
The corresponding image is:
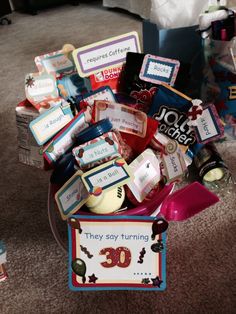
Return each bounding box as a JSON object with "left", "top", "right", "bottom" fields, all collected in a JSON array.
[{"left": 0, "top": 1, "right": 236, "bottom": 313}]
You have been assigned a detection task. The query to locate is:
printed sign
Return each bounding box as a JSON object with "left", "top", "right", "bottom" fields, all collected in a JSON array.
[
  {"left": 94, "top": 101, "right": 147, "bottom": 138},
  {"left": 82, "top": 86, "right": 116, "bottom": 107},
  {"left": 72, "top": 32, "right": 140, "bottom": 77},
  {"left": 68, "top": 216, "right": 166, "bottom": 291},
  {"left": 35, "top": 49, "right": 75, "bottom": 77},
  {"left": 43, "top": 111, "right": 89, "bottom": 164},
  {"left": 55, "top": 172, "right": 89, "bottom": 220},
  {"left": 127, "top": 149, "right": 161, "bottom": 202},
  {"left": 25, "top": 73, "right": 59, "bottom": 107},
  {"left": 30, "top": 102, "right": 73, "bottom": 145},
  {"left": 140, "top": 55, "right": 180, "bottom": 86},
  {"left": 161, "top": 150, "right": 186, "bottom": 183},
  {"left": 193, "top": 104, "right": 224, "bottom": 144},
  {"left": 73, "top": 131, "right": 122, "bottom": 170},
  {"left": 82, "top": 157, "right": 133, "bottom": 194}
]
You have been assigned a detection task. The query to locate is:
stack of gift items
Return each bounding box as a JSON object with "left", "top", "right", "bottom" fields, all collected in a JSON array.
[{"left": 16, "top": 31, "right": 234, "bottom": 221}]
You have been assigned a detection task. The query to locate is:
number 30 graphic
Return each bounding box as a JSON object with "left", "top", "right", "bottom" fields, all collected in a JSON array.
[{"left": 100, "top": 247, "right": 131, "bottom": 268}]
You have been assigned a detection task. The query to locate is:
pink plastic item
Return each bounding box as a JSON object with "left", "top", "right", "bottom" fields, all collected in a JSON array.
[{"left": 160, "top": 181, "right": 219, "bottom": 221}]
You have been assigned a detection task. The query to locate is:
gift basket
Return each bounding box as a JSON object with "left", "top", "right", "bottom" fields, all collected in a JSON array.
[{"left": 15, "top": 4, "right": 236, "bottom": 289}]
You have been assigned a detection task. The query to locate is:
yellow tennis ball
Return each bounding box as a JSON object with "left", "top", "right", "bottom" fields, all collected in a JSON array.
[{"left": 86, "top": 186, "right": 125, "bottom": 214}]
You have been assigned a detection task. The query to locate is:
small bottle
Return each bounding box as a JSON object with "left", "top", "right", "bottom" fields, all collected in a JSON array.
[{"left": 193, "top": 143, "right": 234, "bottom": 194}]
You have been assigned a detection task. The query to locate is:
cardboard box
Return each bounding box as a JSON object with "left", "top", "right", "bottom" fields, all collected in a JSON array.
[{"left": 15, "top": 99, "right": 44, "bottom": 169}]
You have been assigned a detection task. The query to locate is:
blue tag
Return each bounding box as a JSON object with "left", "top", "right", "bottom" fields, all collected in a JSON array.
[{"left": 140, "top": 54, "right": 180, "bottom": 86}]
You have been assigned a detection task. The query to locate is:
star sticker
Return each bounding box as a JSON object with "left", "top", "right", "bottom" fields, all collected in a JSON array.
[
  {"left": 151, "top": 276, "right": 163, "bottom": 287},
  {"left": 25, "top": 76, "right": 35, "bottom": 88},
  {"left": 88, "top": 273, "right": 98, "bottom": 283},
  {"left": 141, "top": 278, "right": 150, "bottom": 284}
]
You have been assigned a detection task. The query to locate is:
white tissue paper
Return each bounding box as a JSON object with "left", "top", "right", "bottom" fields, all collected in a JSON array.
[{"left": 150, "top": 0, "right": 209, "bottom": 29}]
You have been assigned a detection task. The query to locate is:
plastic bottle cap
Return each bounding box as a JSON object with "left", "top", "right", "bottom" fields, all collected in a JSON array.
[{"left": 76, "top": 119, "right": 113, "bottom": 145}]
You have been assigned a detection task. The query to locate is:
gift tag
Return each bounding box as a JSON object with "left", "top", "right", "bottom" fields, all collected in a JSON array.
[
  {"left": 35, "top": 49, "right": 75, "bottom": 77},
  {"left": 82, "top": 157, "right": 133, "bottom": 195},
  {"left": 73, "top": 131, "right": 122, "bottom": 170},
  {"left": 82, "top": 86, "right": 116, "bottom": 107},
  {"left": 94, "top": 101, "right": 147, "bottom": 138},
  {"left": 68, "top": 216, "right": 166, "bottom": 291},
  {"left": 127, "top": 149, "right": 161, "bottom": 202},
  {"left": 30, "top": 101, "right": 74, "bottom": 145},
  {"left": 44, "top": 110, "right": 89, "bottom": 164},
  {"left": 55, "top": 171, "right": 89, "bottom": 220},
  {"left": 25, "top": 72, "right": 59, "bottom": 108},
  {"left": 140, "top": 54, "right": 180, "bottom": 86},
  {"left": 161, "top": 149, "right": 186, "bottom": 183},
  {"left": 192, "top": 104, "right": 224, "bottom": 144},
  {"left": 72, "top": 32, "right": 140, "bottom": 77}
]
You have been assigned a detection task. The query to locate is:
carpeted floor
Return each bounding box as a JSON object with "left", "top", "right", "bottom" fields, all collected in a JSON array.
[{"left": 0, "top": 1, "right": 236, "bottom": 313}]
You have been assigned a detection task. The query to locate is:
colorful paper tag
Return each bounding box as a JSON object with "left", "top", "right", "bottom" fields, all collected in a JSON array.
[
  {"left": 73, "top": 131, "right": 121, "bottom": 170},
  {"left": 72, "top": 32, "right": 140, "bottom": 77},
  {"left": 25, "top": 72, "right": 59, "bottom": 107},
  {"left": 35, "top": 49, "right": 75, "bottom": 77},
  {"left": 192, "top": 104, "right": 224, "bottom": 144},
  {"left": 68, "top": 216, "right": 166, "bottom": 291},
  {"left": 82, "top": 86, "right": 116, "bottom": 106},
  {"left": 127, "top": 149, "right": 161, "bottom": 202},
  {"left": 55, "top": 172, "right": 89, "bottom": 220},
  {"left": 44, "top": 111, "right": 88, "bottom": 164},
  {"left": 82, "top": 157, "right": 133, "bottom": 195},
  {"left": 94, "top": 101, "right": 147, "bottom": 138},
  {"left": 161, "top": 150, "right": 186, "bottom": 183},
  {"left": 30, "top": 101, "right": 74, "bottom": 145},
  {"left": 140, "top": 55, "right": 180, "bottom": 86}
]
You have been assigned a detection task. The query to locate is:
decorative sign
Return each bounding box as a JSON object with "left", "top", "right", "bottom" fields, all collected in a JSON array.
[
  {"left": 25, "top": 72, "right": 59, "bottom": 108},
  {"left": 127, "top": 149, "right": 161, "bottom": 202},
  {"left": 72, "top": 131, "right": 122, "bottom": 170},
  {"left": 140, "top": 55, "right": 180, "bottom": 86},
  {"left": 68, "top": 216, "right": 166, "bottom": 291},
  {"left": 55, "top": 172, "right": 89, "bottom": 220},
  {"left": 82, "top": 86, "right": 116, "bottom": 106},
  {"left": 30, "top": 102, "right": 73, "bottom": 145},
  {"left": 35, "top": 49, "right": 75, "bottom": 77},
  {"left": 82, "top": 157, "right": 133, "bottom": 195},
  {"left": 43, "top": 111, "right": 88, "bottom": 164},
  {"left": 193, "top": 104, "right": 224, "bottom": 144},
  {"left": 72, "top": 32, "right": 140, "bottom": 77},
  {"left": 94, "top": 101, "right": 147, "bottom": 138}
]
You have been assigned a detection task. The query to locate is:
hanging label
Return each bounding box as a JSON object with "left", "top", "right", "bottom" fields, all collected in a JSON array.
[
  {"left": 72, "top": 32, "right": 140, "bottom": 77},
  {"left": 73, "top": 132, "right": 121, "bottom": 170},
  {"left": 55, "top": 172, "right": 89, "bottom": 220},
  {"left": 94, "top": 101, "right": 147, "bottom": 138},
  {"left": 68, "top": 216, "right": 166, "bottom": 291},
  {"left": 44, "top": 111, "right": 88, "bottom": 164},
  {"left": 140, "top": 55, "right": 180, "bottom": 86},
  {"left": 127, "top": 149, "right": 161, "bottom": 202},
  {"left": 82, "top": 157, "right": 132, "bottom": 195},
  {"left": 82, "top": 86, "right": 116, "bottom": 107},
  {"left": 35, "top": 49, "right": 75, "bottom": 77},
  {"left": 161, "top": 150, "right": 186, "bottom": 183},
  {"left": 25, "top": 72, "right": 59, "bottom": 108},
  {"left": 193, "top": 104, "right": 224, "bottom": 144},
  {"left": 30, "top": 102, "right": 73, "bottom": 145}
]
